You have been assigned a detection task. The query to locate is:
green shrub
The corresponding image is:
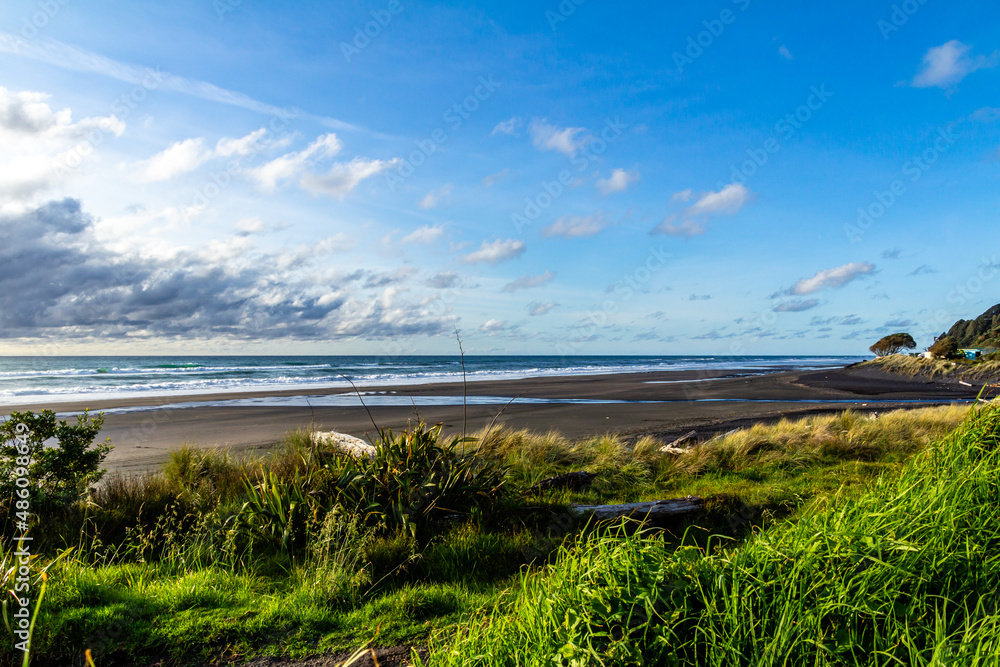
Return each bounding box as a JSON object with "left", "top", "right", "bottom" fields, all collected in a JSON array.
[
  {"left": 331, "top": 422, "right": 508, "bottom": 538},
  {"left": 0, "top": 410, "right": 111, "bottom": 520},
  {"left": 238, "top": 470, "right": 315, "bottom": 555}
]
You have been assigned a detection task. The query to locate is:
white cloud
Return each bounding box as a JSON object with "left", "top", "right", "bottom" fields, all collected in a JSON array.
[
  {"left": 301, "top": 157, "right": 398, "bottom": 199},
  {"left": 684, "top": 183, "right": 752, "bottom": 217},
  {"left": 529, "top": 301, "right": 557, "bottom": 316},
  {"left": 0, "top": 86, "right": 125, "bottom": 201},
  {"left": 491, "top": 117, "right": 520, "bottom": 136},
  {"left": 911, "top": 40, "right": 998, "bottom": 88},
  {"left": 215, "top": 128, "right": 268, "bottom": 156},
  {"left": 250, "top": 133, "right": 342, "bottom": 192},
  {"left": 417, "top": 184, "right": 453, "bottom": 209},
  {"left": 135, "top": 128, "right": 294, "bottom": 182},
  {"left": 480, "top": 318, "right": 507, "bottom": 332},
  {"left": 541, "top": 213, "right": 608, "bottom": 239},
  {"left": 778, "top": 45, "right": 794, "bottom": 60},
  {"left": 670, "top": 188, "right": 693, "bottom": 203},
  {"left": 652, "top": 183, "right": 752, "bottom": 237},
  {"left": 596, "top": 168, "right": 639, "bottom": 195},
  {"left": 0, "top": 86, "right": 125, "bottom": 143},
  {"left": 235, "top": 217, "right": 267, "bottom": 235},
  {"left": 653, "top": 218, "right": 705, "bottom": 239},
  {"left": 786, "top": 262, "right": 876, "bottom": 295},
  {"left": 401, "top": 224, "right": 445, "bottom": 245},
  {"left": 501, "top": 271, "right": 556, "bottom": 292},
  {"left": 136, "top": 138, "right": 209, "bottom": 182},
  {"left": 461, "top": 238, "right": 526, "bottom": 265},
  {"left": 529, "top": 119, "right": 589, "bottom": 157}
]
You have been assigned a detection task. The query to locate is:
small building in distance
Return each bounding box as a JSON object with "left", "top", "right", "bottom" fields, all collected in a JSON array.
[{"left": 960, "top": 348, "right": 984, "bottom": 360}]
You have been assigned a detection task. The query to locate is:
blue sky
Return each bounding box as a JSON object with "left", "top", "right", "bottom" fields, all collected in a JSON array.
[{"left": 0, "top": 0, "right": 997, "bottom": 355}]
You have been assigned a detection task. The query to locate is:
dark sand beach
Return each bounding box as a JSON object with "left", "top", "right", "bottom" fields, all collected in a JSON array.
[{"left": 3, "top": 363, "right": 987, "bottom": 474}]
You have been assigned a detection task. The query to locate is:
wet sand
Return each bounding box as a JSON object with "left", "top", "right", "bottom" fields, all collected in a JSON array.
[{"left": 3, "top": 364, "right": 988, "bottom": 474}]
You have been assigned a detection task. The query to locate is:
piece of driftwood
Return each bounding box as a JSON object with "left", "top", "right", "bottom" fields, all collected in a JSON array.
[
  {"left": 569, "top": 496, "right": 704, "bottom": 523},
  {"left": 312, "top": 431, "right": 377, "bottom": 459},
  {"left": 530, "top": 471, "right": 598, "bottom": 493},
  {"left": 659, "top": 430, "right": 698, "bottom": 454}
]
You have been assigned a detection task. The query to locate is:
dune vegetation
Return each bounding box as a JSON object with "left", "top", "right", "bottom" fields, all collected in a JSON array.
[
  {"left": 0, "top": 402, "right": 990, "bottom": 665},
  {"left": 861, "top": 353, "right": 1000, "bottom": 382}
]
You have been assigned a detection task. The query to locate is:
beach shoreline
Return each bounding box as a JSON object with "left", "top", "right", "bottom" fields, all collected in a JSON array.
[{"left": 3, "top": 364, "right": 987, "bottom": 474}]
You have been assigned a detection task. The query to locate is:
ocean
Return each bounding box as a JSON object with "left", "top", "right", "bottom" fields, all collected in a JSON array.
[{"left": 0, "top": 355, "right": 863, "bottom": 406}]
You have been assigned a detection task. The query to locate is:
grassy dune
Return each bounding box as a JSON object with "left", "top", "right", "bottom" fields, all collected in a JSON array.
[
  {"left": 0, "top": 403, "right": 983, "bottom": 665},
  {"left": 431, "top": 403, "right": 1000, "bottom": 665},
  {"left": 861, "top": 354, "right": 1000, "bottom": 382}
]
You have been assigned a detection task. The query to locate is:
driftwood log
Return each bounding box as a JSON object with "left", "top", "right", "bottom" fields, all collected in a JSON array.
[
  {"left": 569, "top": 496, "right": 704, "bottom": 523},
  {"left": 659, "top": 430, "right": 698, "bottom": 454},
  {"left": 530, "top": 471, "right": 598, "bottom": 493},
  {"left": 312, "top": 431, "right": 377, "bottom": 459}
]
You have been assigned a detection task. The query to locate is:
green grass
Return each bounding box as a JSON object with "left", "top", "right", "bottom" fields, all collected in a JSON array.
[
  {"left": 429, "top": 402, "right": 1000, "bottom": 666},
  {"left": 0, "top": 404, "right": 980, "bottom": 665}
]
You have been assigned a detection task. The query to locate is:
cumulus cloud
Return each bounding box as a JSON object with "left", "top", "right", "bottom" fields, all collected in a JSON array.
[
  {"left": 401, "top": 224, "right": 445, "bottom": 245},
  {"left": 249, "top": 133, "right": 342, "bottom": 192},
  {"left": 300, "top": 157, "right": 398, "bottom": 199},
  {"left": 501, "top": 271, "right": 556, "bottom": 292},
  {"left": 461, "top": 238, "right": 526, "bottom": 264},
  {"left": 136, "top": 138, "right": 210, "bottom": 182},
  {"left": 541, "top": 213, "right": 608, "bottom": 239},
  {"left": 529, "top": 119, "right": 589, "bottom": 157},
  {"left": 215, "top": 128, "right": 269, "bottom": 156},
  {"left": 0, "top": 86, "right": 124, "bottom": 142},
  {"left": 417, "top": 184, "right": 453, "bottom": 209},
  {"left": 528, "top": 301, "right": 557, "bottom": 316},
  {"left": 491, "top": 117, "right": 520, "bottom": 136},
  {"left": 139, "top": 129, "right": 290, "bottom": 182},
  {"left": 135, "top": 128, "right": 292, "bottom": 183},
  {"left": 911, "top": 40, "right": 998, "bottom": 88},
  {"left": 596, "top": 168, "right": 639, "bottom": 195},
  {"left": 773, "top": 298, "right": 820, "bottom": 312},
  {"left": 0, "top": 199, "right": 453, "bottom": 340},
  {"left": 779, "top": 262, "right": 876, "bottom": 296},
  {"left": 683, "top": 183, "right": 752, "bottom": 217},
  {"left": 652, "top": 183, "right": 752, "bottom": 237},
  {"left": 0, "top": 86, "right": 125, "bottom": 200}
]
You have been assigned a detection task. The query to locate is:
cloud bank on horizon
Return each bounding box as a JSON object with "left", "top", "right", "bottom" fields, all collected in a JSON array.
[{"left": 0, "top": 1, "right": 997, "bottom": 355}]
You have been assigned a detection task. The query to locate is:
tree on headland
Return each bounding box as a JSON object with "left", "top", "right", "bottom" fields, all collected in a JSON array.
[
  {"left": 928, "top": 335, "right": 961, "bottom": 360},
  {"left": 869, "top": 332, "right": 917, "bottom": 357}
]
